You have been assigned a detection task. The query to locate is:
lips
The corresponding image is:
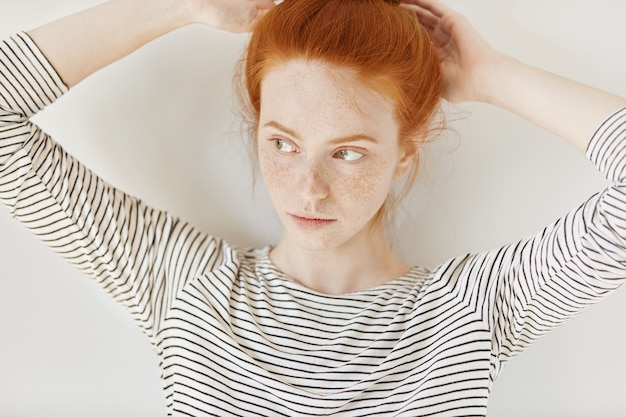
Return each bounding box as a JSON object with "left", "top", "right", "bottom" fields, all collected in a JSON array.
[{"left": 289, "top": 214, "right": 337, "bottom": 230}]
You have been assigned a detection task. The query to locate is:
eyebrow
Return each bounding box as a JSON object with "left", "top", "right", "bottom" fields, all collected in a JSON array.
[{"left": 262, "top": 121, "right": 379, "bottom": 145}]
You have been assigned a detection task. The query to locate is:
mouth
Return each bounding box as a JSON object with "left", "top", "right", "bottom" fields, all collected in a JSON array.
[{"left": 288, "top": 214, "right": 337, "bottom": 230}]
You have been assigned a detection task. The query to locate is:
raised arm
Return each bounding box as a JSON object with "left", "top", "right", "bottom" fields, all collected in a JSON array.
[
  {"left": 28, "top": 0, "right": 274, "bottom": 87},
  {"left": 402, "top": 0, "right": 626, "bottom": 152},
  {"left": 0, "top": 0, "right": 272, "bottom": 339},
  {"left": 403, "top": 0, "right": 626, "bottom": 376}
]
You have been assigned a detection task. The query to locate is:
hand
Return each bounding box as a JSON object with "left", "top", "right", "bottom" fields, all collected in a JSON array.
[
  {"left": 400, "top": 0, "right": 500, "bottom": 103},
  {"left": 189, "top": 0, "right": 275, "bottom": 32},
  {"left": 402, "top": 0, "right": 626, "bottom": 152}
]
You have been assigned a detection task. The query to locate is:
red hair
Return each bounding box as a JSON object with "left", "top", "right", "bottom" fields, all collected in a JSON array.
[{"left": 238, "top": 0, "right": 442, "bottom": 221}]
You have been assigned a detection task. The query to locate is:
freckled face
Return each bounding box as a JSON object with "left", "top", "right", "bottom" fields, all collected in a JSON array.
[{"left": 257, "top": 60, "right": 412, "bottom": 251}]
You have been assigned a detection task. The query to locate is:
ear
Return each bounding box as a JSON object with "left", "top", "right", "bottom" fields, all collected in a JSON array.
[
  {"left": 393, "top": 148, "right": 416, "bottom": 179},
  {"left": 394, "top": 136, "right": 420, "bottom": 179}
]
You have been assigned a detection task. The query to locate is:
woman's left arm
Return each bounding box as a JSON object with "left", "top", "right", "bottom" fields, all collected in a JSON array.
[
  {"left": 402, "top": 0, "right": 626, "bottom": 153},
  {"left": 403, "top": 0, "right": 626, "bottom": 367}
]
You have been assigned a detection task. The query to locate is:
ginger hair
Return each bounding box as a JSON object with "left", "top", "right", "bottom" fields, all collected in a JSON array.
[{"left": 237, "top": 0, "right": 443, "bottom": 225}]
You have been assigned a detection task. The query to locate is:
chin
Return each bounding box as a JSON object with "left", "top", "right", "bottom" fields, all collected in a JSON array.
[
  {"left": 293, "top": 236, "right": 341, "bottom": 252},
  {"left": 288, "top": 226, "right": 369, "bottom": 253}
]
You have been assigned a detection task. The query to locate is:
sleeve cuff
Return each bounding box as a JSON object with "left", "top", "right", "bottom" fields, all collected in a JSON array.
[
  {"left": 0, "top": 31, "right": 68, "bottom": 118},
  {"left": 586, "top": 107, "right": 626, "bottom": 182}
]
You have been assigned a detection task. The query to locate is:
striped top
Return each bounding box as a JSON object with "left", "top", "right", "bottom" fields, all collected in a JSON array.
[{"left": 2, "top": 32, "right": 626, "bottom": 417}]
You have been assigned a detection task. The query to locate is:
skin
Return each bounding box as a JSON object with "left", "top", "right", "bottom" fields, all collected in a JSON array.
[{"left": 258, "top": 60, "right": 414, "bottom": 294}]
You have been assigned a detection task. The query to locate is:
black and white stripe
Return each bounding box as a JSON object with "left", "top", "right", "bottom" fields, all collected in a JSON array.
[{"left": 2, "top": 32, "right": 626, "bottom": 416}]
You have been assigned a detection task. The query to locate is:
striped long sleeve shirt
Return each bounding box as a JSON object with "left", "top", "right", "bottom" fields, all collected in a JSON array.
[{"left": 1, "top": 32, "right": 626, "bottom": 417}]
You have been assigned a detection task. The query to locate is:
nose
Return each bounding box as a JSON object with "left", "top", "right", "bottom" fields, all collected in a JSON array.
[{"left": 297, "top": 158, "right": 329, "bottom": 201}]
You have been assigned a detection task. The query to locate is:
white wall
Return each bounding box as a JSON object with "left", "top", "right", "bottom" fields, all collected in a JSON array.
[{"left": 0, "top": 0, "right": 625, "bottom": 415}]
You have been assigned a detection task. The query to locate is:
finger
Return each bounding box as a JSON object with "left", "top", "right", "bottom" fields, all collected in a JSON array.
[
  {"left": 250, "top": 8, "right": 271, "bottom": 29},
  {"left": 400, "top": 3, "right": 440, "bottom": 30},
  {"left": 400, "top": 0, "right": 454, "bottom": 20},
  {"left": 255, "top": 0, "right": 276, "bottom": 10}
]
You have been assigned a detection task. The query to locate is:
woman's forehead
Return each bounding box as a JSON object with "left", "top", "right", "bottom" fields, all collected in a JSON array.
[{"left": 259, "top": 60, "right": 397, "bottom": 127}]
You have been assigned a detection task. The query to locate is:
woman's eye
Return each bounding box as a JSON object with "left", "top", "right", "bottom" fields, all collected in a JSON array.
[
  {"left": 274, "top": 138, "right": 297, "bottom": 153},
  {"left": 335, "top": 149, "right": 364, "bottom": 161}
]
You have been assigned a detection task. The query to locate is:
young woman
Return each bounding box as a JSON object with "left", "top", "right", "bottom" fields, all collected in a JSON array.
[{"left": 1, "top": 0, "right": 625, "bottom": 415}]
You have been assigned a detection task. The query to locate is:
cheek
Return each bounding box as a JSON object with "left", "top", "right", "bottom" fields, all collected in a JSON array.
[
  {"left": 259, "top": 151, "right": 292, "bottom": 202},
  {"left": 337, "top": 160, "right": 395, "bottom": 216}
]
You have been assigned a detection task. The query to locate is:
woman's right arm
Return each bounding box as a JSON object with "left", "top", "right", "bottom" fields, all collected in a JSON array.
[
  {"left": 0, "top": 0, "right": 273, "bottom": 339},
  {"left": 28, "top": 0, "right": 273, "bottom": 88}
]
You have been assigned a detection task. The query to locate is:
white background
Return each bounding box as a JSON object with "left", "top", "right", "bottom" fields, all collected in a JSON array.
[{"left": 1, "top": 0, "right": 625, "bottom": 416}]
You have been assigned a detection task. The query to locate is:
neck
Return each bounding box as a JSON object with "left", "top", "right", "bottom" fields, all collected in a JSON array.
[{"left": 270, "top": 226, "right": 410, "bottom": 295}]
